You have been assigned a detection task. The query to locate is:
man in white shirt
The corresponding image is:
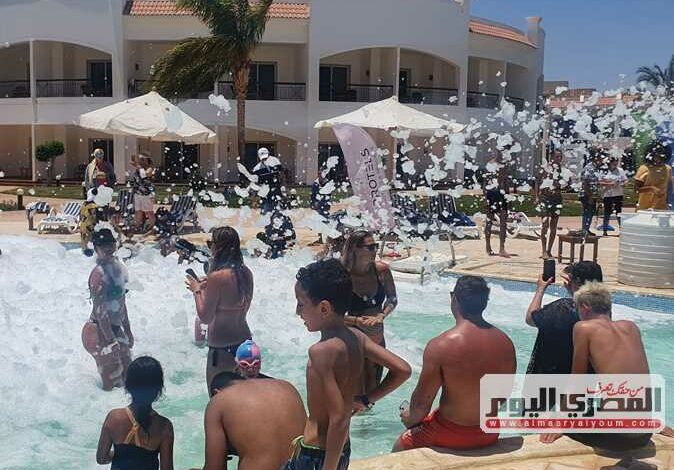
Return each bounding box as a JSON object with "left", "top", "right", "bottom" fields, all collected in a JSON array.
[{"left": 599, "top": 157, "right": 627, "bottom": 236}]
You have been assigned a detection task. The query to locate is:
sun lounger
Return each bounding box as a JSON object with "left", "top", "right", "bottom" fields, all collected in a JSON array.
[
  {"left": 505, "top": 211, "right": 542, "bottom": 238},
  {"left": 169, "top": 195, "right": 199, "bottom": 234},
  {"left": 390, "top": 192, "right": 432, "bottom": 239},
  {"left": 428, "top": 193, "right": 480, "bottom": 239},
  {"left": 26, "top": 201, "right": 50, "bottom": 231},
  {"left": 113, "top": 189, "right": 135, "bottom": 231},
  {"left": 37, "top": 201, "right": 81, "bottom": 234}
]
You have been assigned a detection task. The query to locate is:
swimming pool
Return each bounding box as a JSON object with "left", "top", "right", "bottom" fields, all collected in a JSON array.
[{"left": 1, "top": 235, "right": 672, "bottom": 469}]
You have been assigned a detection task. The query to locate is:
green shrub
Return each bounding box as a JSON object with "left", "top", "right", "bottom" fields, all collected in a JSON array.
[{"left": 35, "top": 141, "right": 65, "bottom": 162}]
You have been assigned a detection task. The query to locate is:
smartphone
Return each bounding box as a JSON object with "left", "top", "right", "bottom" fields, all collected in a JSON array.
[
  {"left": 543, "top": 258, "right": 555, "bottom": 283},
  {"left": 185, "top": 268, "right": 199, "bottom": 281}
]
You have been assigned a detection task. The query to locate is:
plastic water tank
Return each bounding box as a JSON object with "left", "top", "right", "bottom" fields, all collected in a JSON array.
[{"left": 618, "top": 211, "right": 674, "bottom": 288}]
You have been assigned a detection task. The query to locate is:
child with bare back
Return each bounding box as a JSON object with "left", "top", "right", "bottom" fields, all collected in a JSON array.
[{"left": 286, "top": 259, "right": 411, "bottom": 470}]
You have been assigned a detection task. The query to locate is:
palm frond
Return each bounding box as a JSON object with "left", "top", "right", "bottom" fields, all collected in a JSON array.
[
  {"left": 177, "top": 0, "right": 227, "bottom": 33},
  {"left": 636, "top": 65, "right": 665, "bottom": 87},
  {"left": 149, "top": 36, "right": 230, "bottom": 98},
  {"left": 248, "top": 0, "right": 274, "bottom": 43}
]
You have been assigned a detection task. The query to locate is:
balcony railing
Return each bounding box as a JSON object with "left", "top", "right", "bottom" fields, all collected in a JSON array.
[
  {"left": 467, "top": 91, "right": 500, "bottom": 109},
  {"left": 399, "top": 86, "right": 459, "bottom": 105},
  {"left": 505, "top": 95, "right": 525, "bottom": 111},
  {"left": 128, "top": 80, "right": 211, "bottom": 100},
  {"left": 0, "top": 80, "right": 30, "bottom": 98},
  {"left": 36, "top": 79, "right": 112, "bottom": 97},
  {"left": 320, "top": 84, "right": 394, "bottom": 103},
  {"left": 216, "top": 81, "right": 306, "bottom": 101}
]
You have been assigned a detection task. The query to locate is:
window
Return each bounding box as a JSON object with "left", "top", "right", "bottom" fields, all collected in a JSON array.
[
  {"left": 87, "top": 61, "right": 112, "bottom": 96},
  {"left": 399, "top": 69, "right": 411, "bottom": 101},
  {"left": 249, "top": 63, "right": 276, "bottom": 100},
  {"left": 319, "top": 65, "right": 348, "bottom": 101}
]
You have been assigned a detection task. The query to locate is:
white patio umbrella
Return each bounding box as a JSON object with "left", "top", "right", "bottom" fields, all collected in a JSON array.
[
  {"left": 314, "top": 96, "right": 464, "bottom": 133},
  {"left": 77, "top": 91, "right": 216, "bottom": 143}
]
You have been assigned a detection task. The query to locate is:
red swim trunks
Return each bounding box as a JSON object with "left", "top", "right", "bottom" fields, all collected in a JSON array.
[{"left": 399, "top": 410, "right": 498, "bottom": 450}]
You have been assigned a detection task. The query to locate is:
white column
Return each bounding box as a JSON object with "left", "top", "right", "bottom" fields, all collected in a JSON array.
[
  {"left": 300, "top": 128, "right": 319, "bottom": 184},
  {"left": 113, "top": 135, "right": 127, "bottom": 183},
  {"left": 458, "top": 59, "right": 468, "bottom": 108},
  {"left": 29, "top": 40, "right": 37, "bottom": 182},
  {"left": 394, "top": 47, "right": 401, "bottom": 97},
  {"left": 30, "top": 124, "right": 37, "bottom": 182},
  {"left": 212, "top": 127, "right": 220, "bottom": 182}
]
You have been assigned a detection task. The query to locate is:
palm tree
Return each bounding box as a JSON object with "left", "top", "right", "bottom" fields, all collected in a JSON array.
[
  {"left": 636, "top": 54, "right": 674, "bottom": 93},
  {"left": 150, "top": 0, "right": 273, "bottom": 165}
]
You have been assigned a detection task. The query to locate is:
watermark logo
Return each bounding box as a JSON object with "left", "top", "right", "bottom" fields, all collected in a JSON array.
[{"left": 480, "top": 374, "right": 665, "bottom": 433}]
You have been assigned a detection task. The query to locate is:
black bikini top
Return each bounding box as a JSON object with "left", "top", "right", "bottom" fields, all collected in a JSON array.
[{"left": 350, "top": 266, "right": 386, "bottom": 315}]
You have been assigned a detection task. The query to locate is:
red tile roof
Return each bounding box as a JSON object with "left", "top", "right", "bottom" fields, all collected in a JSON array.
[
  {"left": 125, "top": 1, "right": 310, "bottom": 19},
  {"left": 469, "top": 20, "right": 537, "bottom": 48},
  {"left": 126, "top": 4, "right": 535, "bottom": 49}
]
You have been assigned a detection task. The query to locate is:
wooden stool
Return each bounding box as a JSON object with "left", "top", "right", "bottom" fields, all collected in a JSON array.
[{"left": 557, "top": 234, "right": 599, "bottom": 264}]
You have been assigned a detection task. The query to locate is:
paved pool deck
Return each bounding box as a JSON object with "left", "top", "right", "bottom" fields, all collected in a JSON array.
[
  {"left": 351, "top": 434, "right": 674, "bottom": 470},
  {"left": 2, "top": 188, "right": 672, "bottom": 299}
]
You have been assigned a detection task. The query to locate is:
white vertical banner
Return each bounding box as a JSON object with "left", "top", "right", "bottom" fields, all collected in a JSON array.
[{"left": 333, "top": 124, "right": 395, "bottom": 231}]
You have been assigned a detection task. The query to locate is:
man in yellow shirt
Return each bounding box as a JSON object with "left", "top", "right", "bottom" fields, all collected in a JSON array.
[{"left": 635, "top": 141, "right": 672, "bottom": 210}]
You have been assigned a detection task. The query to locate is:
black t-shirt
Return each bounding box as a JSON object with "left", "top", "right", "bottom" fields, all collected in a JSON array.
[
  {"left": 253, "top": 161, "right": 283, "bottom": 198},
  {"left": 526, "top": 298, "right": 579, "bottom": 374}
]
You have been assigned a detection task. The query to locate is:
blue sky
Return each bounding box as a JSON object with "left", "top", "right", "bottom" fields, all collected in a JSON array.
[{"left": 470, "top": 0, "right": 673, "bottom": 90}]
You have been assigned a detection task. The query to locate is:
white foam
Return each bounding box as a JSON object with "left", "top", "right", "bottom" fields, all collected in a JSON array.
[{"left": 0, "top": 235, "right": 672, "bottom": 467}]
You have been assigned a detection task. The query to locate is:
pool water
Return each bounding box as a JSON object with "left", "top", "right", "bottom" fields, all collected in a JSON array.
[{"left": 1, "top": 235, "right": 673, "bottom": 469}]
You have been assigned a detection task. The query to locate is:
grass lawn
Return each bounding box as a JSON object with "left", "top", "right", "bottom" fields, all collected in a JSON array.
[{"left": 1, "top": 182, "right": 638, "bottom": 217}]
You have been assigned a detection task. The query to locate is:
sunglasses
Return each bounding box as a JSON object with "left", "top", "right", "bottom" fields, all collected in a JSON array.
[{"left": 359, "top": 243, "right": 378, "bottom": 252}]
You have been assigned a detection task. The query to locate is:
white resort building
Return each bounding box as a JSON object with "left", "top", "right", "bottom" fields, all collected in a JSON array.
[{"left": 0, "top": 0, "right": 545, "bottom": 185}]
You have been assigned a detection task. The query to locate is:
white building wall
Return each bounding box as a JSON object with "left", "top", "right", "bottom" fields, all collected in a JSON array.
[{"left": 0, "top": 0, "right": 545, "bottom": 183}]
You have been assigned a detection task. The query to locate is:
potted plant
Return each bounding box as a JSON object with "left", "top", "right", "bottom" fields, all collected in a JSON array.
[{"left": 35, "top": 140, "right": 64, "bottom": 186}]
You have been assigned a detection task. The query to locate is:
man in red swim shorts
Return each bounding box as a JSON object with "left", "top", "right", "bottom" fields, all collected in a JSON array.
[{"left": 394, "top": 276, "right": 516, "bottom": 451}]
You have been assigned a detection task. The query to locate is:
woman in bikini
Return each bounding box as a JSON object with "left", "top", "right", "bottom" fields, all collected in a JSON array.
[
  {"left": 185, "top": 226, "right": 254, "bottom": 391},
  {"left": 341, "top": 230, "right": 398, "bottom": 394},
  {"left": 81, "top": 228, "right": 133, "bottom": 391},
  {"left": 96, "top": 356, "right": 174, "bottom": 470}
]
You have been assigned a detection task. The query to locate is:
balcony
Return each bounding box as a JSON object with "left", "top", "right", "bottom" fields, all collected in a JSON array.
[
  {"left": 128, "top": 80, "right": 211, "bottom": 100},
  {"left": 36, "top": 79, "right": 112, "bottom": 98},
  {"left": 0, "top": 80, "right": 30, "bottom": 98},
  {"left": 320, "top": 84, "right": 394, "bottom": 103},
  {"left": 399, "top": 86, "right": 458, "bottom": 106},
  {"left": 216, "top": 81, "right": 306, "bottom": 101},
  {"left": 467, "top": 91, "right": 500, "bottom": 109}
]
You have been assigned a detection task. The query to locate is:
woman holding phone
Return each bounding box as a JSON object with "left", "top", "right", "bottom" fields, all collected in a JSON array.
[{"left": 185, "top": 226, "right": 254, "bottom": 390}]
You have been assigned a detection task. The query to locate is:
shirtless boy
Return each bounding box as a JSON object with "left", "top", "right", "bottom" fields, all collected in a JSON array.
[
  {"left": 543, "top": 282, "right": 654, "bottom": 449},
  {"left": 286, "top": 259, "right": 411, "bottom": 470}
]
